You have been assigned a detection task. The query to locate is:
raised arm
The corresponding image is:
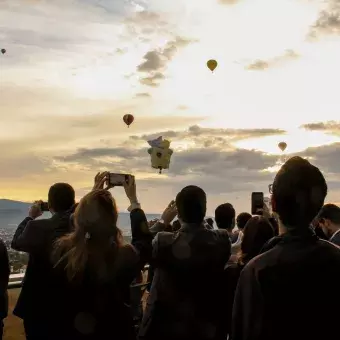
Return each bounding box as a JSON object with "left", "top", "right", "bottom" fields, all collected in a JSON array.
[{"left": 11, "top": 201, "right": 46, "bottom": 253}]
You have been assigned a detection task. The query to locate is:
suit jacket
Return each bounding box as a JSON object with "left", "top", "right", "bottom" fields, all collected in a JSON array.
[
  {"left": 11, "top": 212, "right": 73, "bottom": 320},
  {"left": 0, "top": 239, "right": 9, "bottom": 320},
  {"left": 139, "top": 223, "right": 231, "bottom": 340},
  {"left": 232, "top": 228, "right": 340, "bottom": 340}
]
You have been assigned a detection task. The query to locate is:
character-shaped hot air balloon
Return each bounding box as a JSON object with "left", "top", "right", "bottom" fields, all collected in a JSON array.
[
  {"left": 278, "top": 142, "right": 287, "bottom": 152},
  {"left": 207, "top": 59, "right": 218, "bottom": 72},
  {"left": 1, "top": 49, "right": 6, "bottom": 54},
  {"left": 123, "top": 114, "right": 134, "bottom": 127},
  {"left": 147, "top": 136, "right": 173, "bottom": 174}
]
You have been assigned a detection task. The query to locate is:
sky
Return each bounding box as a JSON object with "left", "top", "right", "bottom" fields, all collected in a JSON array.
[{"left": 1, "top": 0, "right": 340, "bottom": 215}]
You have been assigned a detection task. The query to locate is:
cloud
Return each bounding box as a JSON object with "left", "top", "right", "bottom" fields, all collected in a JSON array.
[
  {"left": 135, "top": 92, "right": 151, "bottom": 98},
  {"left": 301, "top": 121, "right": 340, "bottom": 135},
  {"left": 308, "top": 1, "right": 340, "bottom": 39},
  {"left": 129, "top": 125, "right": 286, "bottom": 146},
  {"left": 139, "top": 72, "right": 165, "bottom": 87},
  {"left": 137, "top": 36, "right": 192, "bottom": 86},
  {"left": 246, "top": 49, "right": 299, "bottom": 71},
  {"left": 218, "top": 0, "right": 240, "bottom": 4}
]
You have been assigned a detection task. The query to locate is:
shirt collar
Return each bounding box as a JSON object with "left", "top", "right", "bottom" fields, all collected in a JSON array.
[{"left": 330, "top": 229, "right": 340, "bottom": 242}]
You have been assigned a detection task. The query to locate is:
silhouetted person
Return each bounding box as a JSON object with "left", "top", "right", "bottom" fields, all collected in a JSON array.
[
  {"left": 215, "top": 203, "right": 237, "bottom": 242},
  {"left": 0, "top": 239, "right": 9, "bottom": 340},
  {"left": 50, "top": 173, "right": 152, "bottom": 340},
  {"left": 11, "top": 183, "right": 76, "bottom": 339},
  {"left": 232, "top": 157, "right": 340, "bottom": 340},
  {"left": 316, "top": 204, "right": 340, "bottom": 246},
  {"left": 139, "top": 186, "right": 231, "bottom": 340},
  {"left": 236, "top": 212, "right": 252, "bottom": 231}
]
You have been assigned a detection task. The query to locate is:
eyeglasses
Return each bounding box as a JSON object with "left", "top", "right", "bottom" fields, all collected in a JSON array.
[{"left": 269, "top": 184, "right": 273, "bottom": 194}]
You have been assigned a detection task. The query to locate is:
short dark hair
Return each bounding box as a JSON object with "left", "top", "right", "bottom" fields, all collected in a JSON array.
[
  {"left": 215, "top": 203, "right": 235, "bottom": 230},
  {"left": 272, "top": 156, "right": 327, "bottom": 228},
  {"left": 317, "top": 204, "right": 340, "bottom": 225},
  {"left": 48, "top": 183, "right": 75, "bottom": 213},
  {"left": 236, "top": 212, "right": 252, "bottom": 230},
  {"left": 176, "top": 186, "right": 206, "bottom": 224},
  {"left": 240, "top": 216, "right": 274, "bottom": 264}
]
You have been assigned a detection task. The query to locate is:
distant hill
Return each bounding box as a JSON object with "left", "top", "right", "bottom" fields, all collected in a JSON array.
[{"left": 0, "top": 199, "right": 30, "bottom": 212}]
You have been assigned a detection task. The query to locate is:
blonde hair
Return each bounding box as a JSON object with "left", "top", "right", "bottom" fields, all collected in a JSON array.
[{"left": 53, "top": 189, "right": 124, "bottom": 282}]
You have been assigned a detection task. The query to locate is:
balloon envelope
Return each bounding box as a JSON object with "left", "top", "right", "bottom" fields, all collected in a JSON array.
[
  {"left": 207, "top": 59, "right": 217, "bottom": 72},
  {"left": 1, "top": 49, "right": 6, "bottom": 54},
  {"left": 123, "top": 114, "right": 134, "bottom": 126},
  {"left": 278, "top": 142, "right": 287, "bottom": 152}
]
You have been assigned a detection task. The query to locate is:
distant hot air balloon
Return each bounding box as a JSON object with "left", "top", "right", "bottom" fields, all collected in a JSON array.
[
  {"left": 123, "top": 114, "right": 134, "bottom": 127},
  {"left": 1, "top": 49, "right": 6, "bottom": 54},
  {"left": 278, "top": 142, "right": 287, "bottom": 152},
  {"left": 207, "top": 59, "right": 218, "bottom": 72}
]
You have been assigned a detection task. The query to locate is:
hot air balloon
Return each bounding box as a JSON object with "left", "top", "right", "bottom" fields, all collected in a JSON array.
[
  {"left": 1, "top": 49, "right": 6, "bottom": 54},
  {"left": 278, "top": 142, "right": 287, "bottom": 152},
  {"left": 207, "top": 59, "right": 218, "bottom": 72},
  {"left": 123, "top": 114, "right": 134, "bottom": 127},
  {"left": 147, "top": 136, "right": 173, "bottom": 174}
]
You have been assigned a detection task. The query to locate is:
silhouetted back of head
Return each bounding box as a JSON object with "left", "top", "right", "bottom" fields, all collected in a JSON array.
[
  {"left": 236, "top": 212, "right": 252, "bottom": 230},
  {"left": 272, "top": 156, "right": 327, "bottom": 229},
  {"left": 48, "top": 183, "right": 75, "bottom": 213},
  {"left": 176, "top": 185, "right": 206, "bottom": 224},
  {"left": 317, "top": 204, "right": 340, "bottom": 225},
  {"left": 240, "top": 216, "right": 274, "bottom": 265},
  {"left": 215, "top": 203, "right": 235, "bottom": 230}
]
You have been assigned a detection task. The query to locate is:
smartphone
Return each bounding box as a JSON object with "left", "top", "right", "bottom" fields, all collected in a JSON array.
[
  {"left": 108, "top": 173, "right": 130, "bottom": 186},
  {"left": 40, "top": 202, "right": 49, "bottom": 212},
  {"left": 251, "top": 192, "right": 264, "bottom": 215}
]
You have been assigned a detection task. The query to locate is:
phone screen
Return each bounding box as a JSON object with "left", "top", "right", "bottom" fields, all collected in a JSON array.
[
  {"left": 109, "top": 173, "right": 129, "bottom": 186},
  {"left": 251, "top": 192, "right": 264, "bottom": 215}
]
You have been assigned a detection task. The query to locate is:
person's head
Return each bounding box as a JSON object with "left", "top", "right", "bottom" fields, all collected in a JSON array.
[
  {"left": 214, "top": 203, "right": 235, "bottom": 231},
  {"left": 206, "top": 218, "right": 214, "bottom": 228},
  {"left": 236, "top": 212, "right": 252, "bottom": 231},
  {"left": 176, "top": 186, "right": 206, "bottom": 224},
  {"left": 239, "top": 216, "right": 274, "bottom": 265},
  {"left": 316, "top": 204, "right": 340, "bottom": 239},
  {"left": 48, "top": 183, "right": 75, "bottom": 213},
  {"left": 271, "top": 156, "right": 327, "bottom": 230},
  {"left": 53, "top": 189, "right": 123, "bottom": 281}
]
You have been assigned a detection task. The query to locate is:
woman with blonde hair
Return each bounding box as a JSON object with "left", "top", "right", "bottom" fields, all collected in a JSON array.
[{"left": 49, "top": 172, "right": 146, "bottom": 340}]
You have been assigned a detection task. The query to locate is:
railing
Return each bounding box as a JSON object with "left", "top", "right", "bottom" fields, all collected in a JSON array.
[{"left": 8, "top": 264, "right": 150, "bottom": 290}]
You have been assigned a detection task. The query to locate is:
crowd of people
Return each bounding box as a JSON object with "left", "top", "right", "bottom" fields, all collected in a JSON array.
[{"left": 0, "top": 156, "right": 340, "bottom": 340}]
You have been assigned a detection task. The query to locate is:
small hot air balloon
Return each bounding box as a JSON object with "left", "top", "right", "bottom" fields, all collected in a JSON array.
[
  {"left": 207, "top": 59, "right": 218, "bottom": 72},
  {"left": 1, "top": 49, "right": 6, "bottom": 54},
  {"left": 123, "top": 114, "right": 134, "bottom": 127},
  {"left": 278, "top": 142, "right": 287, "bottom": 152}
]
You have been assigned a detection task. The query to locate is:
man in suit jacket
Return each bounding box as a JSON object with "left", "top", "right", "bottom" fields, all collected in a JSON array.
[
  {"left": 139, "top": 186, "right": 231, "bottom": 340},
  {"left": 11, "top": 183, "right": 76, "bottom": 339},
  {"left": 232, "top": 157, "right": 340, "bottom": 340},
  {"left": 0, "top": 239, "right": 9, "bottom": 340},
  {"left": 316, "top": 203, "right": 340, "bottom": 247}
]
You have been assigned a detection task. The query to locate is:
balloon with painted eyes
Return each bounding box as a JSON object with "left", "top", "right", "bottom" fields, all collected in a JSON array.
[
  {"left": 278, "top": 142, "right": 287, "bottom": 152},
  {"left": 123, "top": 114, "right": 134, "bottom": 127},
  {"left": 207, "top": 59, "right": 218, "bottom": 72},
  {"left": 147, "top": 137, "right": 173, "bottom": 174},
  {"left": 1, "top": 49, "right": 6, "bottom": 54}
]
